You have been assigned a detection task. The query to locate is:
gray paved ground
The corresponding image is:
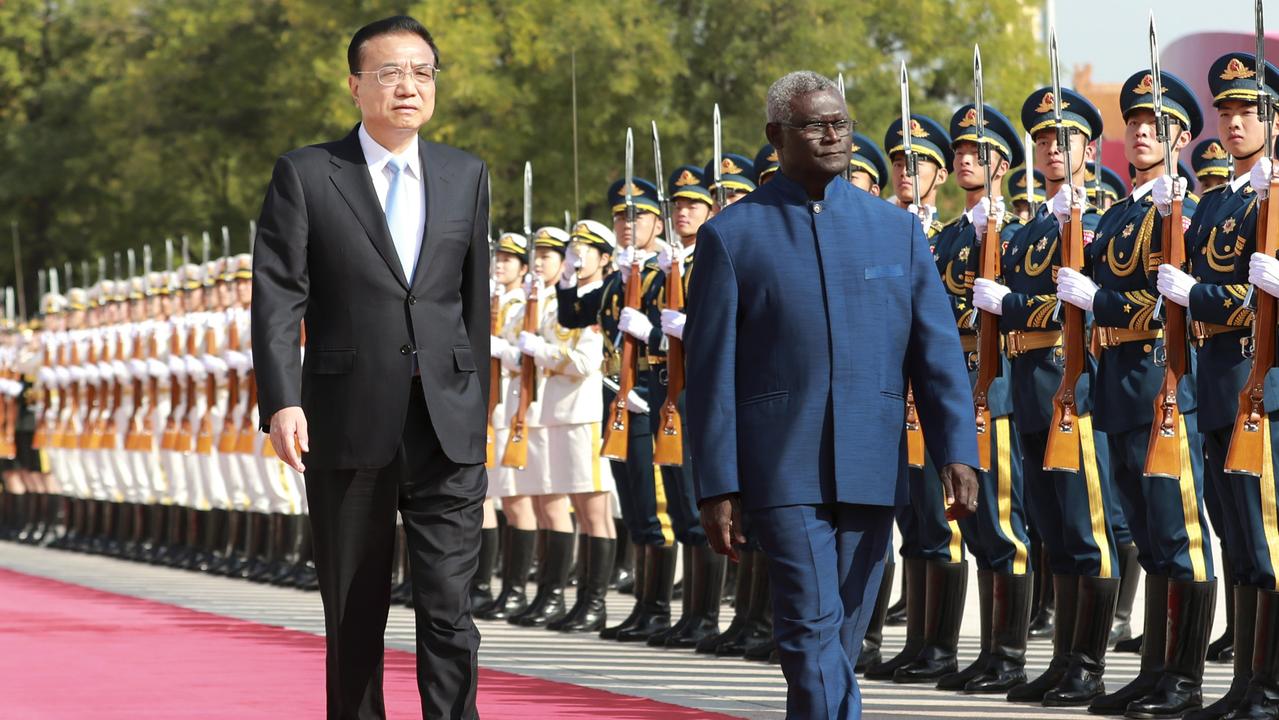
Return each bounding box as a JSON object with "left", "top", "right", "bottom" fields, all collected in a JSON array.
[{"left": 0, "top": 542, "right": 1237, "bottom": 719}]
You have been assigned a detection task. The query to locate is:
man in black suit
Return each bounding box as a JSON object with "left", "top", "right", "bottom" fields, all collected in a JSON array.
[{"left": 251, "top": 16, "right": 489, "bottom": 720}]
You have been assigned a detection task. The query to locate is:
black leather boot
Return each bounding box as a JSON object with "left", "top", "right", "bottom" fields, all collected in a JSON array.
[
  {"left": 856, "top": 558, "right": 895, "bottom": 673},
  {"left": 611, "top": 522, "right": 634, "bottom": 593},
  {"left": 248, "top": 512, "right": 285, "bottom": 582},
  {"left": 715, "top": 550, "right": 771, "bottom": 655},
  {"left": 649, "top": 544, "right": 692, "bottom": 646},
  {"left": 965, "top": 571, "right": 1032, "bottom": 694},
  {"left": 290, "top": 517, "right": 319, "bottom": 591},
  {"left": 556, "top": 536, "right": 614, "bottom": 633},
  {"left": 602, "top": 544, "right": 649, "bottom": 639},
  {"left": 549, "top": 534, "right": 591, "bottom": 631},
  {"left": 1186, "top": 584, "right": 1255, "bottom": 720},
  {"left": 513, "top": 530, "right": 575, "bottom": 627},
  {"left": 1030, "top": 549, "right": 1057, "bottom": 640},
  {"left": 617, "top": 544, "right": 677, "bottom": 642},
  {"left": 1220, "top": 587, "right": 1279, "bottom": 720},
  {"left": 476, "top": 527, "right": 535, "bottom": 621},
  {"left": 866, "top": 557, "right": 927, "bottom": 680},
  {"left": 697, "top": 548, "right": 753, "bottom": 653},
  {"left": 1090, "top": 575, "right": 1168, "bottom": 715},
  {"left": 1009, "top": 574, "right": 1079, "bottom": 702},
  {"left": 1112, "top": 544, "right": 1141, "bottom": 647},
  {"left": 177, "top": 508, "right": 202, "bottom": 570},
  {"left": 196, "top": 509, "right": 226, "bottom": 573},
  {"left": 271, "top": 514, "right": 306, "bottom": 586},
  {"left": 894, "top": 560, "right": 968, "bottom": 683},
  {"left": 1044, "top": 575, "right": 1120, "bottom": 706},
  {"left": 471, "top": 527, "right": 499, "bottom": 612},
  {"left": 232, "top": 511, "right": 264, "bottom": 578},
  {"left": 211, "top": 509, "right": 241, "bottom": 575},
  {"left": 885, "top": 562, "right": 909, "bottom": 626},
  {"left": 665, "top": 544, "right": 727, "bottom": 648},
  {"left": 1126, "top": 578, "right": 1216, "bottom": 718},
  {"left": 940, "top": 567, "right": 993, "bottom": 690},
  {"left": 1208, "top": 558, "right": 1236, "bottom": 664}
]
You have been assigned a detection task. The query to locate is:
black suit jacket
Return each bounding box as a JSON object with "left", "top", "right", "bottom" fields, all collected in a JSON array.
[{"left": 252, "top": 125, "right": 490, "bottom": 469}]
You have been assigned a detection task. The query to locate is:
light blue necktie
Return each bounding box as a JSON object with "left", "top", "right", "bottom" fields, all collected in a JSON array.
[{"left": 385, "top": 156, "right": 420, "bottom": 282}]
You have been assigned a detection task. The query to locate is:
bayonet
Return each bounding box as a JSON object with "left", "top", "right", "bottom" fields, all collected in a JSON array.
[
  {"left": 974, "top": 45, "right": 993, "bottom": 202},
  {"left": 652, "top": 121, "right": 680, "bottom": 258},
  {"left": 1025, "top": 131, "right": 1038, "bottom": 216},
  {"left": 1050, "top": 27, "right": 1073, "bottom": 196},
  {"left": 65, "top": 263, "right": 73, "bottom": 290},
  {"left": 126, "top": 249, "right": 136, "bottom": 281},
  {"left": 838, "top": 72, "right": 851, "bottom": 182},
  {"left": 900, "top": 61, "right": 920, "bottom": 205},
  {"left": 221, "top": 225, "right": 231, "bottom": 261},
  {"left": 713, "top": 104, "right": 726, "bottom": 208},
  {"left": 564, "top": 210, "right": 571, "bottom": 234},
  {"left": 143, "top": 246, "right": 152, "bottom": 295},
  {"left": 1152, "top": 11, "right": 1173, "bottom": 319},
  {"left": 51, "top": 268, "right": 60, "bottom": 296},
  {"left": 522, "top": 161, "right": 533, "bottom": 239},
  {"left": 201, "top": 231, "right": 211, "bottom": 267},
  {"left": 248, "top": 220, "right": 257, "bottom": 256},
  {"left": 181, "top": 235, "right": 190, "bottom": 267}
]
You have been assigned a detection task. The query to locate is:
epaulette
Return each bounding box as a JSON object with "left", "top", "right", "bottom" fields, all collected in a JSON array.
[
  {"left": 1187, "top": 191, "right": 1202, "bottom": 203},
  {"left": 1200, "top": 184, "right": 1227, "bottom": 196},
  {"left": 1002, "top": 211, "right": 1020, "bottom": 225},
  {"left": 941, "top": 215, "right": 965, "bottom": 230}
]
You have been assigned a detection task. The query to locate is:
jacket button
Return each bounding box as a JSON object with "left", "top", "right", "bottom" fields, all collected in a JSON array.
[
  {"left": 408, "top": 295, "right": 417, "bottom": 305},
  {"left": 400, "top": 345, "right": 411, "bottom": 355}
]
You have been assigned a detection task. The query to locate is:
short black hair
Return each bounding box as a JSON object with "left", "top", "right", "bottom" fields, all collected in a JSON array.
[{"left": 347, "top": 16, "right": 440, "bottom": 75}]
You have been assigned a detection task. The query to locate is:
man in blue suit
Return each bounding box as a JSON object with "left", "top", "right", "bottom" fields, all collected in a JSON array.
[{"left": 685, "top": 70, "right": 980, "bottom": 720}]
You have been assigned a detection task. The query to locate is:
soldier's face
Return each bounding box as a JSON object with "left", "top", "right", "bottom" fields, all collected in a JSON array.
[
  {"left": 1124, "top": 109, "right": 1190, "bottom": 170},
  {"left": 848, "top": 170, "right": 878, "bottom": 195},
  {"left": 1034, "top": 130, "right": 1090, "bottom": 182},
  {"left": 235, "top": 279, "right": 252, "bottom": 305},
  {"left": 613, "top": 210, "right": 661, "bottom": 252},
  {"left": 1012, "top": 200, "right": 1031, "bottom": 222},
  {"left": 532, "top": 248, "right": 562, "bottom": 285},
  {"left": 674, "top": 198, "right": 710, "bottom": 238},
  {"left": 348, "top": 32, "right": 437, "bottom": 136},
  {"left": 186, "top": 287, "right": 203, "bottom": 311},
  {"left": 890, "top": 156, "right": 946, "bottom": 204},
  {"left": 1218, "top": 100, "right": 1277, "bottom": 158},
  {"left": 492, "top": 252, "right": 524, "bottom": 287},
  {"left": 1200, "top": 175, "right": 1227, "bottom": 191},
  {"left": 217, "top": 281, "right": 233, "bottom": 308},
  {"left": 574, "top": 245, "right": 609, "bottom": 280}
]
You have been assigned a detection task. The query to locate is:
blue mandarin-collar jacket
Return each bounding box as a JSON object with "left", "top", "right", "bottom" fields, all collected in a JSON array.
[{"left": 684, "top": 171, "right": 980, "bottom": 512}]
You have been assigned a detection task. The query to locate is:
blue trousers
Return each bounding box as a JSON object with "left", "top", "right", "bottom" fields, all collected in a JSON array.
[
  {"left": 957, "top": 415, "right": 1032, "bottom": 575},
  {"left": 751, "top": 503, "right": 894, "bottom": 720},
  {"left": 1203, "top": 420, "right": 1279, "bottom": 590},
  {"left": 602, "top": 386, "right": 665, "bottom": 546},
  {"left": 897, "top": 456, "right": 959, "bottom": 562}
]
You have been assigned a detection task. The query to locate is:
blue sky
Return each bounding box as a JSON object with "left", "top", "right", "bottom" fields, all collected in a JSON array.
[{"left": 1054, "top": 0, "right": 1258, "bottom": 83}]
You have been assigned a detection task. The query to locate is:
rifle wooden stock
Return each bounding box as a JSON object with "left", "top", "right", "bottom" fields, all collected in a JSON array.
[
  {"left": 502, "top": 284, "right": 540, "bottom": 469},
  {"left": 1146, "top": 197, "right": 1189, "bottom": 478},
  {"left": 161, "top": 325, "right": 182, "bottom": 451},
  {"left": 1225, "top": 184, "right": 1279, "bottom": 475},
  {"left": 654, "top": 261, "right": 685, "bottom": 467},
  {"left": 486, "top": 290, "right": 501, "bottom": 469},
  {"left": 905, "top": 386, "right": 925, "bottom": 468},
  {"left": 602, "top": 264, "right": 643, "bottom": 461},
  {"left": 175, "top": 322, "right": 198, "bottom": 453},
  {"left": 219, "top": 316, "right": 242, "bottom": 454},
  {"left": 236, "top": 370, "right": 258, "bottom": 455},
  {"left": 137, "top": 333, "right": 159, "bottom": 449},
  {"left": 1044, "top": 204, "right": 1085, "bottom": 472},
  {"left": 196, "top": 324, "right": 217, "bottom": 454},
  {"left": 973, "top": 214, "right": 1004, "bottom": 472}
]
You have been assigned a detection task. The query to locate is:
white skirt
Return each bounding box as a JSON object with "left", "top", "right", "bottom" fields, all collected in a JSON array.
[{"left": 545, "top": 422, "right": 616, "bottom": 495}]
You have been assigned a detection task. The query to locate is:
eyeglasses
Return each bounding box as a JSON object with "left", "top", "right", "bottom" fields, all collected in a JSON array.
[
  {"left": 783, "top": 119, "right": 857, "bottom": 140},
  {"left": 355, "top": 64, "right": 440, "bottom": 87}
]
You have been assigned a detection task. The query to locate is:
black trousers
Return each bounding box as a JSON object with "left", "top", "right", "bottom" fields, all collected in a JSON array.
[{"left": 307, "top": 379, "right": 486, "bottom": 720}]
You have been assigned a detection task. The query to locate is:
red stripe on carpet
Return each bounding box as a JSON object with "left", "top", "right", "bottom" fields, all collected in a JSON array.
[{"left": 0, "top": 568, "right": 737, "bottom": 719}]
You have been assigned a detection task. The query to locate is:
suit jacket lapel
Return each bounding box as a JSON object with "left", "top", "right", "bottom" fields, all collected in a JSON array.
[
  {"left": 411, "top": 141, "right": 451, "bottom": 293},
  {"left": 328, "top": 128, "right": 411, "bottom": 290}
]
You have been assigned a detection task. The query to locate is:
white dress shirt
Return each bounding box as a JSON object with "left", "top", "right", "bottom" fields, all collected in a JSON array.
[{"left": 359, "top": 124, "right": 426, "bottom": 279}]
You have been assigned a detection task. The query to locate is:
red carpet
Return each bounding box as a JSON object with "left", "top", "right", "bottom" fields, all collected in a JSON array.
[{"left": 0, "top": 568, "right": 736, "bottom": 719}]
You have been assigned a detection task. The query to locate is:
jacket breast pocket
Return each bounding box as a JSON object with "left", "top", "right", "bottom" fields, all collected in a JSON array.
[
  {"left": 865, "top": 264, "right": 904, "bottom": 280},
  {"left": 307, "top": 348, "right": 356, "bottom": 375},
  {"left": 453, "top": 346, "right": 476, "bottom": 372}
]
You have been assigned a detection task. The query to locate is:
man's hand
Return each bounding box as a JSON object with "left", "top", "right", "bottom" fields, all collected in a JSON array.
[
  {"left": 1250, "top": 252, "right": 1279, "bottom": 297},
  {"left": 971, "top": 196, "right": 1005, "bottom": 232},
  {"left": 1156, "top": 264, "right": 1196, "bottom": 307},
  {"left": 973, "top": 278, "right": 1010, "bottom": 315},
  {"left": 660, "top": 309, "right": 686, "bottom": 340},
  {"left": 1152, "top": 175, "right": 1187, "bottom": 217},
  {"left": 1056, "top": 267, "right": 1099, "bottom": 312},
  {"left": 619, "top": 307, "right": 653, "bottom": 341},
  {"left": 270, "top": 406, "right": 309, "bottom": 474},
  {"left": 940, "top": 463, "right": 978, "bottom": 520},
  {"left": 700, "top": 493, "right": 746, "bottom": 562}
]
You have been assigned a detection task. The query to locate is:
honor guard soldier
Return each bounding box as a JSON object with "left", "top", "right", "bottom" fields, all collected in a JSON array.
[
  {"left": 848, "top": 132, "right": 889, "bottom": 197},
  {"left": 1088, "top": 163, "right": 1128, "bottom": 212},
  {"left": 706, "top": 153, "right": 758, "bottom": 211},
  {"left": 1009, "top": 168, "right": 1047, "bottom": 223},
  {"left": 753, "top": 145, "right": 779, "bottom": 186},
  {"left": 547, "top": 219, "right": 620, "bottom": 634},
  {"left": 1191, "top": 138, "right": 1232, "bottom": 194},
  {"left": 1061, "top": 68, "right": 1217, "bottom": 718},
  {"left": 973, "top": 86, "right": 1123, "bottom": 707},
  {"left": 1177, "top": 51, "right": 1279, "bottom": 720},
  {"left": 866, "top": 111, "right": 956, "bottom": 684},
  {"left": 557, "top": 177, "right": 671, "bottom": 642},
  {"left": 926, "top": 102, "right": 1034, "bottom": 695}
]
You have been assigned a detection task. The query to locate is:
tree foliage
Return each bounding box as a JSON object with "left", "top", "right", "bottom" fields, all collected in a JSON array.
[{"left": 0, "top": 0, "right": 1043, "bottom": 309}]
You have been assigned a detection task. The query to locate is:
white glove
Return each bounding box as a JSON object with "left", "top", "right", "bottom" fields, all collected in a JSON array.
[
  {"left": 168, "top": 356, "right": 187, "bottom": 377},
  {"left": 1051, "top": 184, "right": 1088, "bottom": 228},
  {"left": 128, "top": 359, "right": 148, "bottom": 377},
  {"left": 112, "top": 360, "right": 129, "bottom": 380},
  {"left": 185, "top": 356, "right": 207, "bottom": 379},
  {"left": 54, "top": 366, "right": 72, "bottom": 386},
  {"left": 1251, "top": 156, "right": 1277, "bottom": 198},
  {"left": 1152, "top": 175, "right": 1187, "bottom": 217},
  {"left": 522, "top": 274, "right": 536, "bottom": 297},
  {"left": 202, "top": 355, "right": 228, "bottom": 377},
  {"left": 907, "top": 203, "right": 935, "bottom": 234},
  {"left": 37, "top": 367, "right": 56, "bottom": 385},
  {"left": 96, "top": 362, "right": 114, "bottom": 380},
  {"left": 69, "top": 365, "right": 87, "bottom": 382},
  {"left": 489, "top": 278, "right": 496, "bottom": 296},
  {"left": 656, "top": 244, "right": 674, "bottom": 274},
  {"left": 558, "top": 245, "right": 581, "bottom": 289},
  {"left": 490, "top": 335, "right": 510, "bottom": 359},
  {"left": 618, "top": 307, "right": 653, "bottom": 341},
  {"left": 517, "top": 331, "right": 545, "bottom": 357},
  {"left": 971, "top": 196, "right": 1005, "bottom": 232},
  {"left": 625, "top": 389, "right": 650, "bottom": 415},
  {"left": 660, "top": 309, "right": 686, "bottom": 340},
  {"left": 1249, "top": 252, "right": 1279, "bottom": 297},
  {"left": 973, "top": 278, "right": 1011, "bottom": 316},
  {"left": 1056, "top": 267, "right": 1099, "bottom": 312},
  {"left": 147, "top": 358, "right": 170, "bottom": 378},
  {"left": 82, "top": 364, "right": 100, "bottom": 382},
  {"left": 616, "top": 246, "right": 636, "bottom": 283},
  {"left": 1157, "top": 264, "right": 1197, "bottom": 307},
  {"left": 224, "top": 350, "right": 249, "bottom": 372}
]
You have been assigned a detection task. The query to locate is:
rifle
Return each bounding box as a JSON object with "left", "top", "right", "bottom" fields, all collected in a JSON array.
[
  {"left": 971, "top": 46, "right": 1001, "bottom": 473},
  {"left": 1043, "top": 27, "right": 1086, "bottom": 472},
  {"left": 196, "top": 316, "right": 218, "bottom": 455},
  {"left": 486, "top": 280, "right": 502, "bottom": 468},
  {"left": 900, "top": 61, "right": 926, "bottom": 468},
  {"left": 1225, "top": 0, "right": 1277, "bottom": 476},
  {"left": 503, "top": 162, "right": 537, "bottom": 468},
  {"left": 602, "top": 130, "right": 641, "bottom": 461},
  {"left": 713, "top": 105, "right": 726, "bottom": 210},
  {"left": 652, "top": 121, "right": 685, "bottom": 466},
  {"left": 1145, "top": 14, "right": 1190, "bottom": 478}
]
